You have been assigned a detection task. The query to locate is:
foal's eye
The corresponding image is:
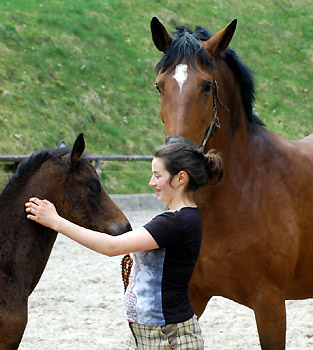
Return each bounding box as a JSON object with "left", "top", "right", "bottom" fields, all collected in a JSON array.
[
  {"left": 86, "top": 178, "right": 102, "bottom": 194},
  {"left": 202, "top": 81, "right": 213, "bottom": 94},
  {"left": 155, "top": 83, "right": 161, "bottom": 95}
]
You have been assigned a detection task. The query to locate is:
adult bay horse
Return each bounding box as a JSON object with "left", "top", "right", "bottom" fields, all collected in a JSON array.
[
  {"left": 0, "top": 133, "right": 130, "bottom": 350},
  {"left": 151, "top": 17, "right": 313, "bottom": 350}
]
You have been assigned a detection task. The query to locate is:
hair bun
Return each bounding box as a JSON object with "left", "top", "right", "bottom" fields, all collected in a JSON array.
[{"left": 204, "top": 149, "right": 223, "bottom": 185}]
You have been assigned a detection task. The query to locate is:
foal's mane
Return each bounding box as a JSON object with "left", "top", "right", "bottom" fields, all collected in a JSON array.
[
  {"left": 155, "top": 26, "right": 264, "bottom": 126},
  {"left": 0, "top": 148, "right": 69, "bottom": 199}
]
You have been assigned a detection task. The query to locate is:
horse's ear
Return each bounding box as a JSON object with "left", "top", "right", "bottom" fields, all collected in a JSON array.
[
  {"left": 202, "top": 19, "right": 237, "bottom": 58},
  {"left": 71, "top": 133, "right": 85, "bottom": 165},
  {"left": 151, "top": 17, "right": 172, "bottom": 53},
  {"left": 57, "top": 140, "right": 68, "bottom": 149}
]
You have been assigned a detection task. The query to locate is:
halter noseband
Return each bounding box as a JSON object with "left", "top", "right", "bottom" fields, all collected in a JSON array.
[{"left": 165, "top": 65, "right": 229, "bottom": 151}]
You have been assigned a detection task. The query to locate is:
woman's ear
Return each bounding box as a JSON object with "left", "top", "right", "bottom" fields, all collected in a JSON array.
[{"left": 177, "top": 170, "right": 189, "bottom": 186}]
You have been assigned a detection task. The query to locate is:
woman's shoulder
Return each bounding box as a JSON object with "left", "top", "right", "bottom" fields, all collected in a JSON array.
[
  {"left": 175, "top": 207, "right": 202, "bottom": 231},
  {"left": 146, "top": 207, "right": 200, "bottom": 228},
  {"left": 176, "top": 206, "right": 201, "bottom": 217}
]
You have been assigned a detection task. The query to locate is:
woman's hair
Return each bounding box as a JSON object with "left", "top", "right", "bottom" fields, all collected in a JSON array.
[{"left": 153, "top": 142, "right": 223, "bottom": 192}]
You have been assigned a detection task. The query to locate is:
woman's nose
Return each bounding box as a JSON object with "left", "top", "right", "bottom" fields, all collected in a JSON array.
[{"left": 149, "top": 176, "right": 156, "bottom": 187}]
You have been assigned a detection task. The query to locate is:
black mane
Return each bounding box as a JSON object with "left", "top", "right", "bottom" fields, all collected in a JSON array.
[
  {"left": 0, "top": 148, "right": 70, "bottom": 199},
  {"left": 155, "top": 26, "right": 264, "bottom": 126}
]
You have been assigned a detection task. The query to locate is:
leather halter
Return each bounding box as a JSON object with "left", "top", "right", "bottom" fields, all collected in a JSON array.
[{"left": 165, "top": 68, "right": 229, "bottom": 151}]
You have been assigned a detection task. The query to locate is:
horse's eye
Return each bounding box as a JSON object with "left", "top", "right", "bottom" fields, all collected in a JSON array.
[
  {"left": 155, "top": 83, "right": 161, "bottom": 95},
  {"left": 86, "top": 178, "right": 101, "bottom": 194},
  {"left": 202, "top": 81, "right": 213, "bottom": 94}
]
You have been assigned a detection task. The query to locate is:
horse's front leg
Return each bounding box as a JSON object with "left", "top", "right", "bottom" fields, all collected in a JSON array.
[
  {"left": 0, "top": 287, "right": 28, "bottom": 350},
  {"left": 252, "top": 286, "right": 286, "bottom": 350},
  {"left": 0, "top": 309, "right": 27, "bottom": 350}
]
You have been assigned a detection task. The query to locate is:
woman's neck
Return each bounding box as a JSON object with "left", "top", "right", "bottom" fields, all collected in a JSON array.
[{"left": 167, "top": 194, "right": 197, "bottom": 211}]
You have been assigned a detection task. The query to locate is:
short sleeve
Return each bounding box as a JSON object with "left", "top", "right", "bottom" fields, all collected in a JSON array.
[{"left": 143, "top": 211, "right": 181, "bottom": 248}]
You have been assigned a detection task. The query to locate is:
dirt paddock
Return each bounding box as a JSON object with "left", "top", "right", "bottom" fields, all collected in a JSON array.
[{"left": 19, "top": 195, "right": 313, "bottom": 350}]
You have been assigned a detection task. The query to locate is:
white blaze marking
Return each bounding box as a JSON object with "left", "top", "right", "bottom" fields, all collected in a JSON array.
[{"left": 173, "top": 64, "right": 188, "bottom": 93}]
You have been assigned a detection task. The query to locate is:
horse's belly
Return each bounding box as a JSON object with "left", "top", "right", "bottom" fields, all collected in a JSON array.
[
  {"left": 286, "top": 284, "right": 313, "bottom": 300},
  {"left": 286, "top": 249, "right": 313, "bottom": 299}
]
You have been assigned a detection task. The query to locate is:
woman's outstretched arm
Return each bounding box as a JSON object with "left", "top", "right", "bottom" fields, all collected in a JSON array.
[{"left": 25, "top": 197, "right": 158, "bottom": 256}]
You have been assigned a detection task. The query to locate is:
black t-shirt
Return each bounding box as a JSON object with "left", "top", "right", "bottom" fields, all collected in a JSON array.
[{"left": 124, "top": 207, "right": 202, "bottom": 325}]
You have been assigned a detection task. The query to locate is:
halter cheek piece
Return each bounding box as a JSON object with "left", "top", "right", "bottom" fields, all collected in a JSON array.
[{"left": 165, "top": 66, "right": 229, "bottom": 151}]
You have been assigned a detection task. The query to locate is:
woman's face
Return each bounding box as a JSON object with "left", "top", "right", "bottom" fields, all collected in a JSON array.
[{"left": 149, "top": 157, "right": 176, "bottom": 204}]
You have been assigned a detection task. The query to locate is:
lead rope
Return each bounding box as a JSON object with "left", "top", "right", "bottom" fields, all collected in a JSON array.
[{"left": 121, "top": 254, "right": 133, "bottom": 293}]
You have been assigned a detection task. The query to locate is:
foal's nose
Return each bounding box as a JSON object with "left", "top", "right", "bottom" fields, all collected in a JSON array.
[
  {"left": 124, "top": 222, "right": 132, "bottom": 233},
  {"left": 116, "top": 222, "right": 132, "bottom": 236}
]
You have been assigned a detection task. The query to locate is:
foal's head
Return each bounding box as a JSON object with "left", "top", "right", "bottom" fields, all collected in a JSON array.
[{"left": 2, "top": 134, "right": 130, "bottom": 236}]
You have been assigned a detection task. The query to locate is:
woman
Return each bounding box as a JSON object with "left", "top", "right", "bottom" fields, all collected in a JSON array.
[{"left": 25, "top": 142, "right": 223, "bottom": 349}]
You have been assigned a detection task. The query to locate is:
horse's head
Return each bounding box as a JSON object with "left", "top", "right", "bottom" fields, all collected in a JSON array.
[
  {"left": 151, "top": 17, "right": 251, "bottom": 151},
  {"left": 40, "top": 134, "right": 130, "bottom": 236}
]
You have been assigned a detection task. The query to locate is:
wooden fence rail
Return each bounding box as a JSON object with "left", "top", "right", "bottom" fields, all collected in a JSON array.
[{"left": 0, "top": 154, "right": 153, "bottom": 175}]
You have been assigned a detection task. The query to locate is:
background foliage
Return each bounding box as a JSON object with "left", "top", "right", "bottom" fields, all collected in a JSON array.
[{"left": 0, "top": 0, "right": 312, "bottom": 193}]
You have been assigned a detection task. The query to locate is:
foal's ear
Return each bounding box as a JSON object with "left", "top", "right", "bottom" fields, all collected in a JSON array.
[
  {"left": 71, "top": 133, "right": 85, "bottom": 165},
  {"left": 202, "top": 19, "right": 237, "bottom": 58},
  {"left": 151, "top": 17, "right": 172, "bottom": 52}
]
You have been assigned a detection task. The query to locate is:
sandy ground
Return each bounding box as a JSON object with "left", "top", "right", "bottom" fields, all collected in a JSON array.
[{"left": 19, "top": 196, "right": 313, "bottom": 350}]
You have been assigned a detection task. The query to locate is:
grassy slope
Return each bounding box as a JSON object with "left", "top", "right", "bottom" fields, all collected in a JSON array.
[{"left": 0, "top": 0, "right": 312, "bottom": 192}]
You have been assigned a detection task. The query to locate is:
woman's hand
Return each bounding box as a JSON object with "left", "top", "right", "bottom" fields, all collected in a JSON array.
[{"left": 25, "top": 197, "right": 61, "bottom": 231}]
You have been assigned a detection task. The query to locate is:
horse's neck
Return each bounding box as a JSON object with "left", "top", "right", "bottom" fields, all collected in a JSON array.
[
  {"left": 217, "top": 121, "right": 305, "bottom": 196},
  {"left": 211, "top": 122, "right": 278, "bottom": 186},
  {"left": 207, "top": 111, "right": 249, "bottom": 173},
  {"left": 0, "top": 181, "right": 58, "bottom": 295}
]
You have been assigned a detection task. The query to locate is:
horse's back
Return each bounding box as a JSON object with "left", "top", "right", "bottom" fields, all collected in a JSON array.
[{"left": 299, "top": 133, "right": 313, "bottom": 144}]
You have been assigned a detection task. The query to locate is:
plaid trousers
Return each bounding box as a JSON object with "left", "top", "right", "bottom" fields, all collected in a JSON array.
[{"left": 126, "top": 315, "right": 204, "bottom": 350}]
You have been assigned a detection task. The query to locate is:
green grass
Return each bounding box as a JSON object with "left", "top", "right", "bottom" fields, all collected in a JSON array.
[{"left": 0, "top": 0, "right": 312, "bottom": 193}]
